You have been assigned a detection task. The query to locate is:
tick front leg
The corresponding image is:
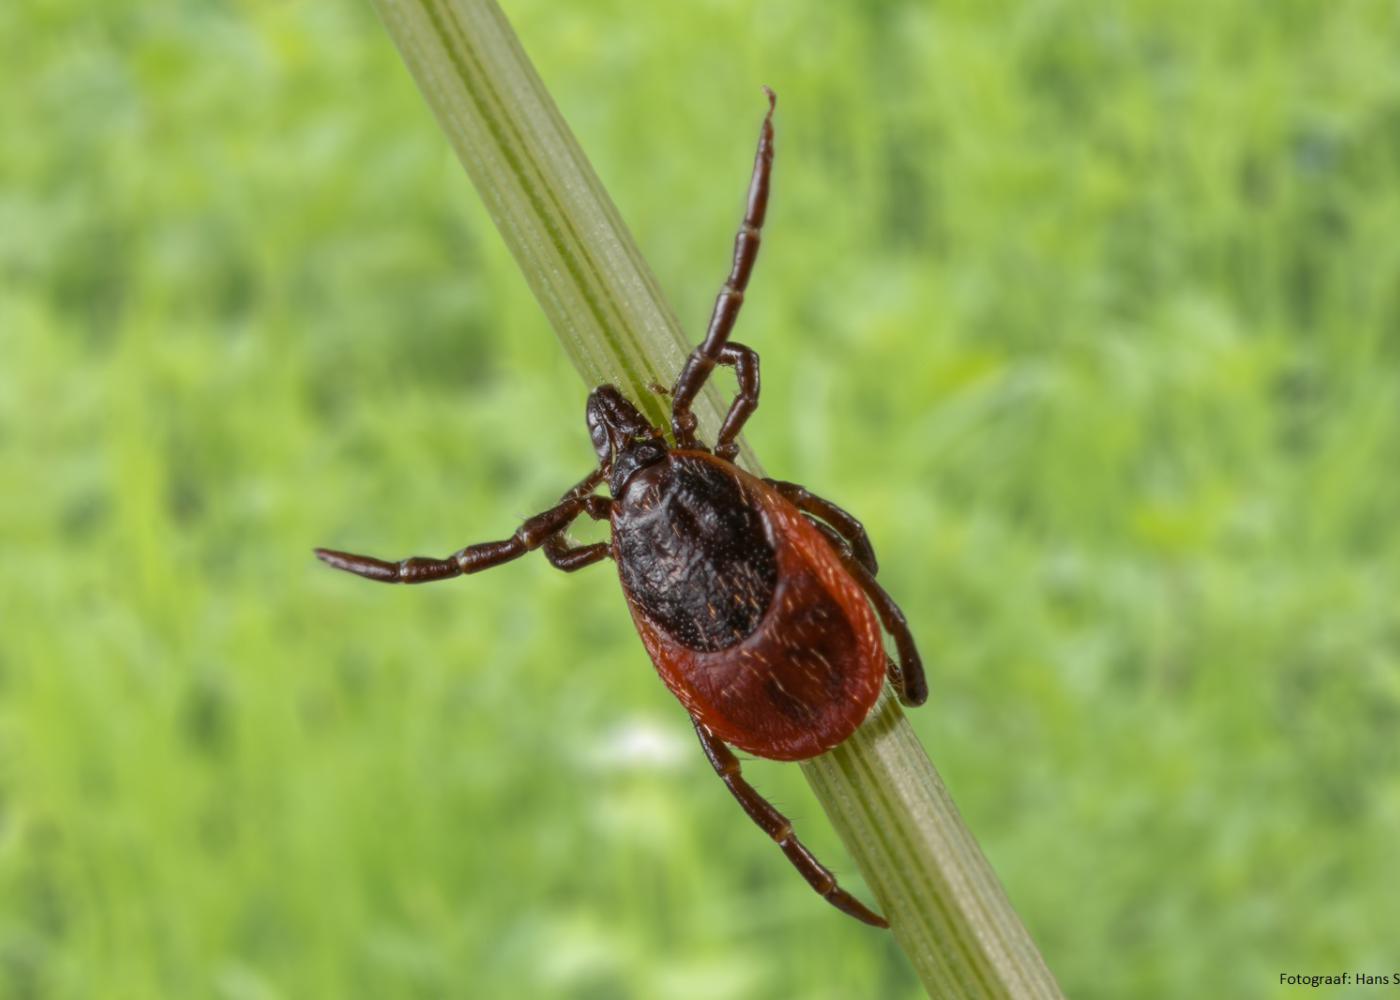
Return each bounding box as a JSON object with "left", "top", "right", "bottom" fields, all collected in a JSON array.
[
  {"left": 712, "top": 343, "right": 760, "bottom": 462},
  {"left": 315, "top": 493, "right": 611, "bottom": 584},
  {"left": 542, "top": 470, "right": 613, "bottom": 571},
  {"left": 692, "top": 720, "right": 888, "bottom": 929},
  {"left": 671, "top": 89, "right": 776, "bottom": 449},
  {"left": 767, "top": 480, "right": 878, "bottom": 576},
  {"left": 542, "top": 536, "right": 611, "bottom": 572}
]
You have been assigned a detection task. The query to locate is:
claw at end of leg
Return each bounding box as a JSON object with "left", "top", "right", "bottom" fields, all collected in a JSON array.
[
  {"left": 902, "top": 667, "right": 929, "bottom": 708},
  {"left": 827, "top": 888, "right": 889, "bottom": 929},
  {"left": 313, "top": 547, "right": 399, "bottom": 582}
]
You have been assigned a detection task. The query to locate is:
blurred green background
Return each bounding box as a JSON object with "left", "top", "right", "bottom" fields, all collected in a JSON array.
[{"left": 4, "top": 1, "right": 1400, "bottom": 997}]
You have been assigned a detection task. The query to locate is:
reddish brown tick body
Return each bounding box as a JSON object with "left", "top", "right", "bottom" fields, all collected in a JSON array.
[
  {"left": 618, "top": 450, "right": 886, "bottom": 762},
  {"left": 315, "top": 90, "right": 926, "bottom": 928}
]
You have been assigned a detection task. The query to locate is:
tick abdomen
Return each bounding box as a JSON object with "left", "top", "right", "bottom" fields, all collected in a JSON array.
[
  {"left": 612, "top": 451, "right": 778, "bottom": 652},
  {"left": 616, "top": 452, "right": 886, "bottom": 761}
]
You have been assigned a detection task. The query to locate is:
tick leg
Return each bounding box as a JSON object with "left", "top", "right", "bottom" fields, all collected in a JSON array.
[
  {"left": 711, "top": 343, "right": 760, "bottom": 462},
  {"left": 542, "top": 537, "right": 611, "bottom": 572},
  {"left": 671, "top": 89, "right": 775, "bottom": 450},
  {"left": 807, "top": 521, "right": 927, "bottom": 708},
  {"left": 560, "top": 466, "right": 607, "bottom": 501},
  {"left": 692, "top": 720, "right": 889, "bottom": 929},
  {"left": 315, "top": 492, "right": 611, "bottom": 584},
  {"left": 766, "top": 480, "right": 878, "bottom": 576},
  {"left": 540, "top": 469, "right": 612, "bottom": 571},
  {"left": 844, "top": 549, "right": 926, "bottom": 706}
]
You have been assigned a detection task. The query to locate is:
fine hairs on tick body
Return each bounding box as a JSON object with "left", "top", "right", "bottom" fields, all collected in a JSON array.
[{"left": 316, "top": 89, "right": 926, "bottom": 929}]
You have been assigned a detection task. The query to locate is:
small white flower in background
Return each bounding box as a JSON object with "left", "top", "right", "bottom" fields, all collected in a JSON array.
[{"left": 586, "top": 717, "right": 690, "bottom": 772}]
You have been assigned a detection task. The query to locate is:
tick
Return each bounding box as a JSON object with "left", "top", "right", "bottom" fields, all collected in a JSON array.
[{"left": 315, "top": 89, "right": 926, "bottom": 928}]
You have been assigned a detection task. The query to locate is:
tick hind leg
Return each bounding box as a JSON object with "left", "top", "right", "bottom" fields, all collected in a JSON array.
[
  {"left": 692, "top": 720, "right": 889, "bottom": 929},
  {"left": 804, "top": 519, "right": 927, "bottom": 708},
  {"left": 670, "top": 90, "right": 775, "bottom": 455},
  {"left": 839, "top": 549, "right": 928, "bottom": 708},
  {"left": 315, "top": 490, "right": 611, "bottom": 584}
]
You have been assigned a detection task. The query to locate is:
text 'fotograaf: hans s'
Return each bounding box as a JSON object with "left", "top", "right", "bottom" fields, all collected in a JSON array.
[{"left": 1281, "top": 973, "right": 1397, "bottom": 988}]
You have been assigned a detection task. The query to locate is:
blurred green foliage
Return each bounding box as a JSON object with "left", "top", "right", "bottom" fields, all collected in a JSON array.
[{"left": 3, "top": 1, "right": 1399, "bottom": 997}]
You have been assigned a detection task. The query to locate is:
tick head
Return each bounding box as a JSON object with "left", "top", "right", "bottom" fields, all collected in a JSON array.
[
  {"left": 586, "top": 385, "right": 667, "bottom": 494},
  {"left": 586, "top": 385, "right": 657, "bottom": 464}
]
